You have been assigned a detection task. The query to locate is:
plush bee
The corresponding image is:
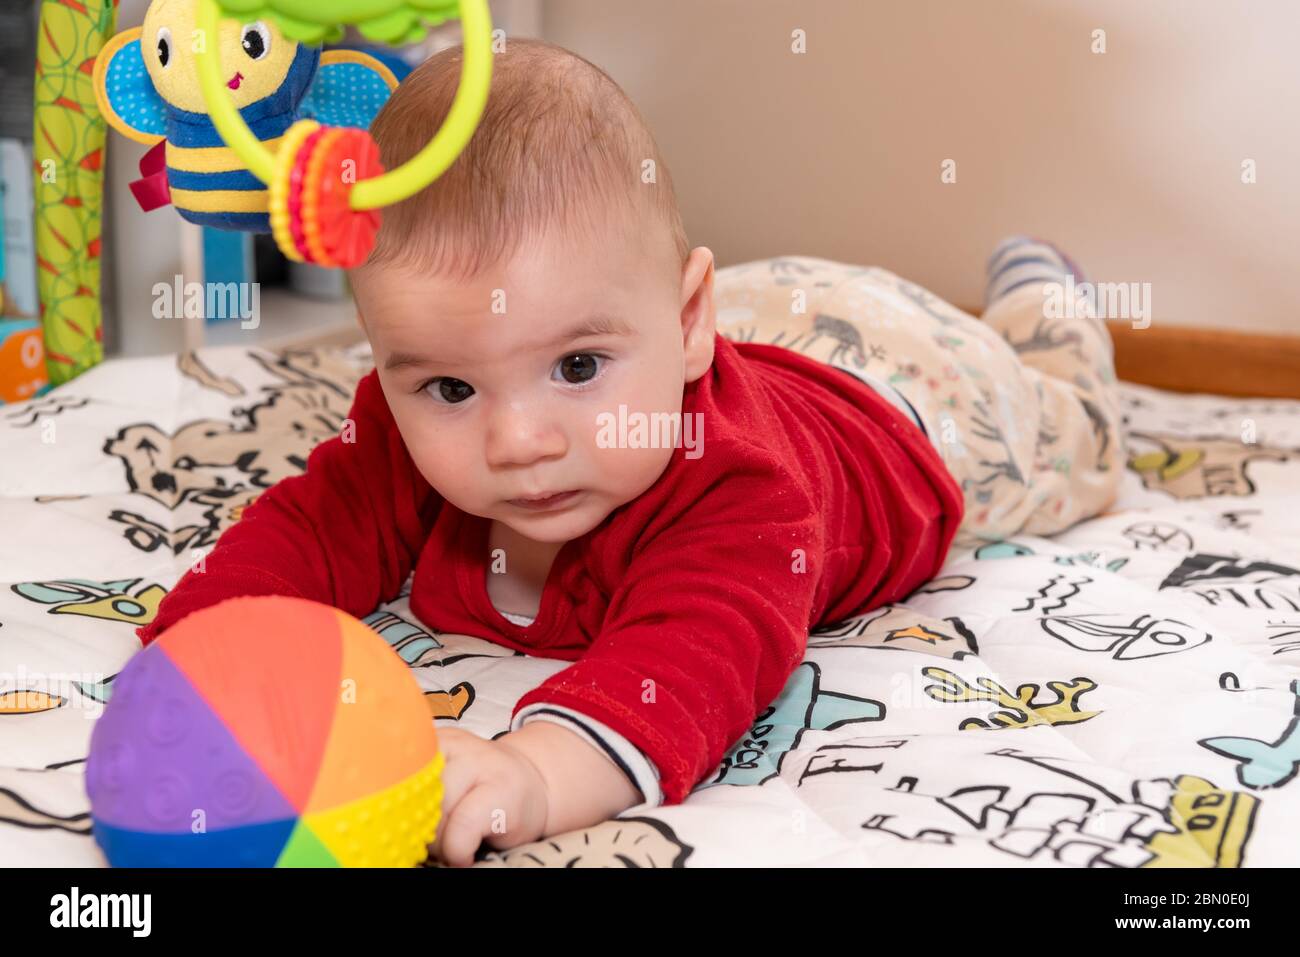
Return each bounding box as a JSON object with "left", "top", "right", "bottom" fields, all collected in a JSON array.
[{"left": 94, "top": 0, "right": 398, "bottom": 231}]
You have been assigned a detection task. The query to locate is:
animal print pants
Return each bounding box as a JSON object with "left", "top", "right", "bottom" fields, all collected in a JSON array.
[{"left": 712, "top": 249, "right": 1126, "bottom": 551}]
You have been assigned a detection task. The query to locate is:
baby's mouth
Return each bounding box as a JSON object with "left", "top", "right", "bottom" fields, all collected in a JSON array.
[
  {"left": 508, "top": 490, "right": 580, "bottom": 511},
  {"left": 228, "top": 72, "right": 244, "bottom": 90}
]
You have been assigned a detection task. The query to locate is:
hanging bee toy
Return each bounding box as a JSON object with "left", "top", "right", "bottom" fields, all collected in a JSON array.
[{"left": 94, "top": 0, "right": 492, "bottom": 268}]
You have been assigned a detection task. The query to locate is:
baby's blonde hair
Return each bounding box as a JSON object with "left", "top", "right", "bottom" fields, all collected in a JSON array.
[{"left": 359, "top": 38, "right": 690, "bottom": 282}]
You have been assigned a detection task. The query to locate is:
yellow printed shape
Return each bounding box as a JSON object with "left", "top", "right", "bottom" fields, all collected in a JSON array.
[
  {"left": 0, "top": 691, "right": 66, "bottom": 714},
  {"left": 1145, "top": 775, "right": 1258, "bottom": 868}
]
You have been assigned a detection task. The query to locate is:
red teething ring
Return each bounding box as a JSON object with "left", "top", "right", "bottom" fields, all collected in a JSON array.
[
  {"left": 314, "top": 129, "right": 385, "bottom": 269},
  {"left": 288, "top": 127, "right": 328, "bottom": 263}
]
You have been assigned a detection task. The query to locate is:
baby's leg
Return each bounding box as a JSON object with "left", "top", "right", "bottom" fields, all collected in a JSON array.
[
  {"left": 974, "top": 237, "right": 1125, "bottom": 540},
  {"left": 713, "top": 248, "right": 1125, "bottom": 548}
]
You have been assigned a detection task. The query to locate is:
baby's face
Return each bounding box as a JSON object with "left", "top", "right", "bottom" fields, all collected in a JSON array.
[{"left": 352, "top": 226, "right": 714, "bottom": 545}]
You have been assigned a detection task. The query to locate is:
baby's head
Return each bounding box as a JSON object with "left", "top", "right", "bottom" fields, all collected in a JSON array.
[{"left": 349, "top": 39, "right": 716, "bottom": 546}]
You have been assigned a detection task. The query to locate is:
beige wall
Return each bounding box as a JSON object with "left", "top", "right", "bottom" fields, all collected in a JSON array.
[{"left": 542, "top": 0, "right": 1300, "bottom": 333}]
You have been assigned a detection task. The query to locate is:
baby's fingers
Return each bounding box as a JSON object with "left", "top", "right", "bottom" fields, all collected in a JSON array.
[{"left": 432, "top": 783, "right": 503, "bottom": 868}]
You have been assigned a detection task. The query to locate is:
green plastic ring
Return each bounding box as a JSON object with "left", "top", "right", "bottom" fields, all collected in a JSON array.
[{"left": 194, "top": 0, "right": 492, "bottom": 211}]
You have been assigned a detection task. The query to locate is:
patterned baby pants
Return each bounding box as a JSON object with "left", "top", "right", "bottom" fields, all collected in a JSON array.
[{"left": 712, "top": 242, "right": 1126, "bottom": 551}]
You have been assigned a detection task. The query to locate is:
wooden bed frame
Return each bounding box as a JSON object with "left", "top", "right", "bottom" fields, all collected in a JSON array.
[{"left": 1104, "top": 321, "right": 1300, "bottom": 400}]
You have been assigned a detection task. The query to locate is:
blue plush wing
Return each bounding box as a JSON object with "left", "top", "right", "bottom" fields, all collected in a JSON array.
[
  {"left": 98, "top": 35, "right": 168, "bottom": 143},
  {"left": 297, "top": 52, "right": 399, "bottom": 130}
]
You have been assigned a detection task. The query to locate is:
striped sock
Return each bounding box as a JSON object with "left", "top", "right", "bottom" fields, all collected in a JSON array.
[{"left": 984, "top": 235, "right": 1088, "bottom": 308}]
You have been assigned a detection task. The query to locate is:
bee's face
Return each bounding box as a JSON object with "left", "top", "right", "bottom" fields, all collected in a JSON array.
[{"left": 142, "top": 0, "right": 300, "bottom": 113}]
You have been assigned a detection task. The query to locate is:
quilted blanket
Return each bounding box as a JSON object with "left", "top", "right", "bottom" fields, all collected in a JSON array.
[{"left": 1, "top": 341, "right": 1297, "bottom": 867}]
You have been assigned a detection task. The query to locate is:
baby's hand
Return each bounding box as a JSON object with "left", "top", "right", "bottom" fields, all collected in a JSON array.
[
  {"left": 430, "top": 727, "right": 550, "bottom": 867},
  {"left": 429, "top": 720, "right": 644, "bottom": 866}
]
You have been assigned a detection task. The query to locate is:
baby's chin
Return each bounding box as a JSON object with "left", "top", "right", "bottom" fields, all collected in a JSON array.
[
  {"left": 501, "top": 496, "right": 608, "bottom": 540},
  {"left": 490, "top": 492, "right": 616, "bottom": 545}
]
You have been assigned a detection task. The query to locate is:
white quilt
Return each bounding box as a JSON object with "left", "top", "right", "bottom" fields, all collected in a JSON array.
[{"left": 1, "top": 342, "right": 1297, "bottom": 867}]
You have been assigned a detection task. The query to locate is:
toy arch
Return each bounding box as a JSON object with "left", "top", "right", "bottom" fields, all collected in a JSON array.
[{"left": 193, "top": 0, "right": 493, "bottom": 212}]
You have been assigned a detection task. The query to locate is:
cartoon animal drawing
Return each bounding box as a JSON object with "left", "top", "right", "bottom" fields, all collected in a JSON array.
[
  {"left": 810, "top": 605, "right": 978, "bottom": 660},
  {"left": 1040, "top": 613, "right": 1212, "bottom": 660},
  {"left": 1000, "top": 317, "right": 1087, "bottom": 363},
  {"left": 720, "top": 310, "right": 877, "bottom": 370},
  {"left": 853, "top": 745, "right": 1257, "bottom": 867},
  {"left": 1218, "top": 672, "right": 1269, "bottom": 694},
  {"left": 963, "top": 391, "right": 1027, "bottom": 502},
  {"left": 706, "top": 662, "right": 885, "bottom": 788},
  {"left": 358, "top": 608, "right": 477, "bottom": 719},
  {"left": 2, "top": 395, "right": 91, "bottom": 429},
  {"left": 363, "top": 610, "right": 443, "bottom": 667},
  {"left": 1079, "top": 395, "right": 1114, "bottom": 470},
  {"left": 808, "top": 313, "right": 869, "bottom": 368},
  {"left": 471, "top": 817, "right": 692, "bottom": 868},
  {"left": 0, "top": 691, "right": 67, "bottom": 715},
  {"left": 995, "top": 749, "right": 1258, "bottom": 868},
  {"left": 974, "top": 539, "right": 1128, "bottom": 572},
  {"left": 922, "top": 667, "right": 1100, "bottom": 730},
  {"left": 912, "top": 574, "right": 977, "bottom": 595},
  {"left": 0, "top": 788, "right": 92, "bottom": 835},
  {"left": 1159, "top": 553, "right": 1300, "bottom": 613},
  {"left": 426, "top": 684, "right": 474, "bottom": 722},
  {"left": 1217, "top": 509, "right": 1261, "bottom": 532},
  {"left": 101, "top": 349, "right": 363, "bottom": 554},
  {"left": 11, "top": 578, "right": 164, "bottom": 626},
  {"left": 1200, "top": 680, "right": 1300, "bottom": 790},
  {"left": 73, "top": 676, "right": 117, "bottom": 705},
  {"left": 1127, "top": 431, "right": 1294, "bottom": 499},
  {"left": 1264, "top": 620, "right": 1300, "bottom": 656},
  {"left": 178, "top": 351, "right": 245, "bottom": 398},
  {"left": 1122, "top": 521, "right": 1194, "bottom": 552},
  {"left": 1012, "top": 574, "right": 1094, "bottom": 613},
  {"left": 892, "top": 275, "right": 966, "bottom": 328}
]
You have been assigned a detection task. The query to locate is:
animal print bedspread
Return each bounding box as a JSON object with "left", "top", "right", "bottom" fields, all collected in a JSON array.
[{"left": 1, "top": 343, "right": 1297, "bottom": 867}]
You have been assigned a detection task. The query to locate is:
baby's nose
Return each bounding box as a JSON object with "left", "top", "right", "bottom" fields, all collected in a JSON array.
[{"left": 484, "top": 402, "right": 567, "bottom": 467}]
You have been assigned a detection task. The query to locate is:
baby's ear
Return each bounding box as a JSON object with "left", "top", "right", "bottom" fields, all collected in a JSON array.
[
  {"left": 682, "top": 247, "right": 717, "bottom": 383},
  {"left": 94, "top": 28, "right": 167, "bottom": 145}
]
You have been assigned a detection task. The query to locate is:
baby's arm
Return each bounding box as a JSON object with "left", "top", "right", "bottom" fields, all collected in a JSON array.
[
  {"left": 138, "top": 370, "right": 441, "bottom": 643},
  {"left": 504, "top": 722, "right": 642, "bottom": 831}
]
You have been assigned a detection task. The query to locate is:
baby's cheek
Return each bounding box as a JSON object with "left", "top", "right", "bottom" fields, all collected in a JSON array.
[
  {"left": 590, "top": 440, "right": 675, "bottom": 499},
  {"left": 413, "top": 453, "right": 473, "bottom": 504}
]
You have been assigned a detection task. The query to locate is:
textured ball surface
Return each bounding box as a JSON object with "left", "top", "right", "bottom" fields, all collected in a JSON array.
[{"left": 86, "top": 596, "right": 443, "bottom": 867}]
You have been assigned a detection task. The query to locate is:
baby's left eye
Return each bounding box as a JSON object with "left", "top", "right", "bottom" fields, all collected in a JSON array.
[
  {"left": 554, "top": 354, "right": 604, "bottom": 386},
  {"left": 241, "top": 22, "right": 271, "bottom": 61}
]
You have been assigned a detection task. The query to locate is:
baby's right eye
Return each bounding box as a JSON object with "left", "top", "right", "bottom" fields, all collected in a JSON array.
[{"left": 422, "top": 377, "right": 474, "bottom": 404}]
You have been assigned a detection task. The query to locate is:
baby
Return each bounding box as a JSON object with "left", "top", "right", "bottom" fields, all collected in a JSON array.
[{"left": 137, "top": 38, "right": 1124, "bottom": 866}]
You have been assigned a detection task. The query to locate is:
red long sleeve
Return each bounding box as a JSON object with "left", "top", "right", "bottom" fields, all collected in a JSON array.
[
  {"left": 511, "top": 454, "right": 821, "bottom": 804},
  {"left": 136, "top": 370, "right": 442, "bottom": 645}
]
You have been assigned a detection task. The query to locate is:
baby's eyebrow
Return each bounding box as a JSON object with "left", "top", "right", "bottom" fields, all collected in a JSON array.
[
  {"left": 383, "top": 314, "right": 632, "bottom": 372},
  {"left": 541, "top": 314, "right": 634, "bottom": 349},
  {"left": 384, "top": 351, "right": 433, "bottom": 372}
]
